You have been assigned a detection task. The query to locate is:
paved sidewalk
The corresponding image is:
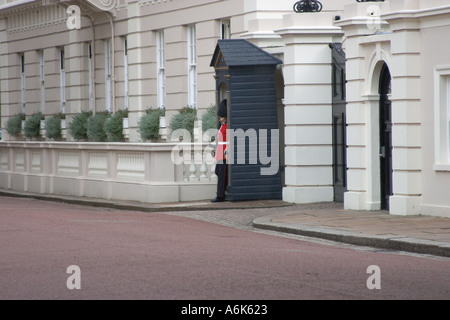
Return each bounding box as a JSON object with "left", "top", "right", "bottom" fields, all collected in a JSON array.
[
  {"left": 1, "top": 190, "right": 450, "bottom": 258},
  {"left": 253, "top": 206, "right": 450, "bottom": 258}
]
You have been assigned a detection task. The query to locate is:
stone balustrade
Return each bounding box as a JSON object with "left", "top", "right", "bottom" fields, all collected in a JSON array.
[{"left": 0, "top": 141, "right": 217, "bottom": 203}]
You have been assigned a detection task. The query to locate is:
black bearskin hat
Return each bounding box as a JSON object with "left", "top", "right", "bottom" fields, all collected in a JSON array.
[{"left": 218, "top": 99, "right": 227, "bottom": 118}]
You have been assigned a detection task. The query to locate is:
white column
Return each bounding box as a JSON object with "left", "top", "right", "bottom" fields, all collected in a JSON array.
[
  {"left": 277, "top": 13, "right": 343, "bottom": 204},
  {"left": 387, "top": 17, "right": 422, "bottom": 216}
]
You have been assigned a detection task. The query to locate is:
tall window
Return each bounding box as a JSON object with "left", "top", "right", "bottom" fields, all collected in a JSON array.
[
  {"left": 157, "top": 31, "right": 166, "bottom": 110},
  {"left": 434, "top": 66, "right": 450, "bottom": 168},
  {"left": 447, "top": 76, "right": 450, "bottom": 162},
  {"left": 88, "top": 42, "right": 94, "bottom": 111},
  {"left": 221, "top": 19, "right": 231, "bottom": 39},
  {"left": 124, "top": 37, "right": 129, "bottom": 110},
  {"left": 187, "top": 25, "right": 197, "bottom": 109},
  {"left": 20, "top": 53, "right": 26, "bottom": 113},
  {"left": 105, "top": 39, "right": 112, "bottom": 112},
  {"left": 39, "top": 50, "right": 45, "bottom": 113},
  {"left": 60, "top": 48, "right": 66, "bottom": 114}
]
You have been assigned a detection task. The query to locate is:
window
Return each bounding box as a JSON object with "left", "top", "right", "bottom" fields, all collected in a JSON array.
[
  {"left": 60, "top": 48, "right": 66, "bottom": 114},
  {"left": 434, "top": 66, "right": 450, "bottom": 169},
  {"left": 221, "top": 20, "right": 231, "bottom": 39},
  {"left": 447, "top": 76, "right": 450, "bottom": 162},
  {"left": 88, "top": 42, "right": 94, "bottom": 111},
  {"left": 20, "top": 53, "right": 26, "bottom": 113},
  {"left": 39, "top": 50, "right": 45, "bottom": 113},
  {"left": 105, "top": 39, "right": 112, "bottom": 112},
  {"left": 187, "top": 25, "right": 197, "bottom": 109},
  {"left": 124, "top": 37, "right": 129, "bottom": 110},
  {"left": 157, "top": 31, "right": 165, "bottom": 110},
  {"left": 157, "top": 32, "right": 166, "bottom": 109}
]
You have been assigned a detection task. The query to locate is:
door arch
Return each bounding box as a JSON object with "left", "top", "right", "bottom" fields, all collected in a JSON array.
[
  {"left": 379, "top": 63, "right": 392, "bottom": 210},
  {"left": 331, "top": 43, "right": 347, "bottom": 202}
]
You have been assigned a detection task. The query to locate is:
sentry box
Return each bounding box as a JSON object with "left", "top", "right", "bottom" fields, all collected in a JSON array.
[{"left": 210, "top": 39, "right": 284, "bottom": 201}]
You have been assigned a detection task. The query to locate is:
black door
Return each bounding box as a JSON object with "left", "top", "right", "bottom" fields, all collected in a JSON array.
[
  {"left": 331, "top": 44, "right": 347, "bottom": 202},
  {"left": 379, "top": 64, "right": 393, "bottom": 210}
]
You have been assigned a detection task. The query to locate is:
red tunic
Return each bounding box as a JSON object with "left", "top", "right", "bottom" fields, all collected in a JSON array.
[{"left": 216, "top": 123, "right": 228, "bottom": 162}]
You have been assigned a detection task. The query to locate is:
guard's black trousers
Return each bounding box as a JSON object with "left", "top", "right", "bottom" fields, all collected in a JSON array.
[{"left": 215, "top": 161, "right": 228, "bottom": 199}]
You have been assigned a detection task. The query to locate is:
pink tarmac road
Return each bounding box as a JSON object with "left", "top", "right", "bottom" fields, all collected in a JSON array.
[{"left": 0, "top": 196, "right": 449, "bottom": 300}]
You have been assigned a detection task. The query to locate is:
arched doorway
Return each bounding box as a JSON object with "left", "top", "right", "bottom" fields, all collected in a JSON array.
[
  {"left": 379, "top": 63, "right": 392, "bottom": 210},
  {"left": 331, "top": 43, "right": 347, "bottom": 202}
]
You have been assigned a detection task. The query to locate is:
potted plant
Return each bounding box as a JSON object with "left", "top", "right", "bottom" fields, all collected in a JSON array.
[
  {"left": 6, "top": 113, "right": 25, "bottom": 138},
  {"left": 169, "top": 107, "right": 196, "bottom": 141},
  {"left": 24, "top": 112, "right": 44, "bottom": 140},
  {"left": 202, "top": 104, "right": 218, "bottom": 139},
  {"left": 138, "top": 108, "right": 165, "bottom": 141},
  {"left": 45, "top": 113, "right": 65, "bottom": 140},
  {"left": 86, "top": 111, "right": 110, "bottom": 142},
  {"left": 69, "top": 110, "right": 92, "bottom": 141},
  {"left": 104, "top": 109, "right": 128, "bottom": 142}
]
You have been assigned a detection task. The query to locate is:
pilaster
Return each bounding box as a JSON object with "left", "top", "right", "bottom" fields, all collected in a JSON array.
[{"left": 277, "top": 12, "right": 342, "bottom": 204}]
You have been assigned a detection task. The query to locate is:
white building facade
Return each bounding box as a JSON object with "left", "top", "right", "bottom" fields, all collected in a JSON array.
[{"left": 0, "top": 0, "right": 449, "bottom": 217}]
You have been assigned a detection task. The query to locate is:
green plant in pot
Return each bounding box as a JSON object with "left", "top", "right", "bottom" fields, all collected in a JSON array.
[
  {"left": 169, "top": 107, "right": 196, "bottom": 141},
  {"left": 45, "top": 113, "right": 65, "bottom": 140},
  {"left": 202, "top": 104, "right": 218, "bottom": 133},
  {"left": 201, "top": 104, "right": 219, "bottom": 143},
  {"left": 6, "top": 113, "right": 25, "bottom": 137},
  {"left": 105, "top": 109, "right": 128, "bottom": 142},
  {"left": 86, "top": 111, "right": 110, "bottom": 142},
  {"left": 69, "top": 110, "right": 92, "bottom": 141},
  {"left": 24, "top": 112, "right": 44, "bottom": 139},
  {"left": 138, "top": 108, "right": 165, "bottom": 141}
]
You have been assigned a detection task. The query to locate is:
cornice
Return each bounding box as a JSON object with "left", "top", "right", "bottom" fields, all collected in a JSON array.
[{"left": 0, "top": 1, "right": 41, "bottom": 16}]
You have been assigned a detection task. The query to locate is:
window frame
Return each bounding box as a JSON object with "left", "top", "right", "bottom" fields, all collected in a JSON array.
[
  {"left": 20, "top": 53, "right": 26, "bottom": 114},
  {"left": 157, "top": 31, "right": 166, "bottom": 110},
  {"left": 221, "top": 19, "right": 231, "bottom": 39},
  {"left": 60, "top": 48, "right": 66, "bottom": 114},
  {"left": 124, "top": 37, "right": 129, "bottom": 110},
  {"left": 187, "top": 25, "right": 197, "bottom": 109},
  {"left": 105, "top": 39, "right": 112, "bottom": 112},
  {"left": 88, "top": 42, "right": 94, "bottom": 111},
  {"left": 433, "top": 66, "right": 450, "bottom": 171},
  {"left": 39, "top": 50, "right": 45, "bottom": 113}
]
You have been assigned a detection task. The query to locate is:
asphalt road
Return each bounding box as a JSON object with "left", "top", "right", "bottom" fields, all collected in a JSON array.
[{"left": 0, "top": 196, "right": 449, "bottom": 301}]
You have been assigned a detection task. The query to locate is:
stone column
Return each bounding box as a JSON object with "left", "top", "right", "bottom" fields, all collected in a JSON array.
[
  {"left": 126, "top": 0, "right": 148, "bottom": 142},
  {"left": 277, "top": 13, "right": 343, "bottom": 203},
  {"left": 384, "top": 11, "right": 422, "bottom": 216}
]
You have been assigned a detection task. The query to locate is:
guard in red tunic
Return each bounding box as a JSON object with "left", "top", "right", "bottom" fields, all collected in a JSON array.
[{"left": 211, "top": 99, "right": 229, "bottom": 202}]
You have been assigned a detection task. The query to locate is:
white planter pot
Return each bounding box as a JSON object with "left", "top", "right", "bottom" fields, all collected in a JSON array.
[
  {"left": 159, "top": 116, "right": 166, "bottom": 128},
  {"left": 122, "top": 118, "right": 130, "bottom": 140},
  {"left": 40, "top": 120, "right": 46, "bottom": 138},
  {"left": 123, "top": 117, "right": 129, "bottom": 129},
  {"left": 61, "top": 119, "right": 67, "bottom": 139}
]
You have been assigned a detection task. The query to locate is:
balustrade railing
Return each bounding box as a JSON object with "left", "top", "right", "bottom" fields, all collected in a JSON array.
[{"left": 0, "top": 141, "right": 216, "bottom": 203}]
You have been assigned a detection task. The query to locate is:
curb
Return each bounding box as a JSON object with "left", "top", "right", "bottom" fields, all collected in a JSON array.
[
  {"left": 0, "top": 190, "right": 293, "bottom": 213},
  {"left": 252, "top": 216, "right": 450, "bottom": 258}
]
